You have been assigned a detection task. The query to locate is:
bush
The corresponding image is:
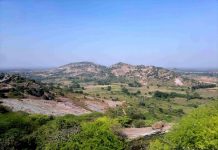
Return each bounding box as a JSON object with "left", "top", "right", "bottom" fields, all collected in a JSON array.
[
  {"left": 8, "top": 89, "right": 24, "bottom": 98},
  {"left": 70, "top": 82, "right": 81, "bottom": 88},
  {"left": 0, "top": 105, "right": 11, "bottom": 113},
  {"left": 149, "top": 139, "right": 170, "bottom": 150},
  {"left": 117, "top": 116, "right": 132, "bottom": 127},
  {"left": 47, "top": 117, "right": 124, "bottom": 150},
  {"left": 149, "top": 102, "right": 218, "bottom": 150},
  {"left": 122, "top": 87, "right": 129, "bottom": 95},
  {"left": 74, "top": 90, "right": 83, "bottom": 94},
  {"left": 107, "top": 86, "right": 112, "bottom": 91},
  {"left": 132, "top": 90, "right": 141, "bottom": 96},
  {"left": 153, "top": 91, "right": 201, "bottom": 100},
  {"left": 153, "top": 91, "right": 170, "bottom": 99},
  {"left": 126, "top": 107, "right": 146, "bottom": 120},
  {"left": 26, "top": 88, "right": 44, "bottom": 97},
  {"left": 144, "top": 120, "right": 155, "bottom": 127},
  {"left": 128, "top": 81, "right": 142, "bottom": 87},
  {"left": 97, "top": 80, "right": 111, "bottom": 85},
  {"left": 0, "top": 112, "right": 52, "bottom": 150},
  {"left": 107, "top": 107, "right": 124, "bottom": 118},
  {"left": 191, "top": 83, "right": 216, "bottom": 90},
  {"left": 133, "top": 119, "right": 146, "bottom": 128}
]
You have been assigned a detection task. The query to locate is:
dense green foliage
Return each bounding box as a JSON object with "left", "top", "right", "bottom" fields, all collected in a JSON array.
[
  {"left": 0, "top": 108, "right": 124, "bottom": 150},
  {"left": 0, "top": 111, "right": 53, "bottom": 150},
  {"left": 192, "top": 83, "right": 216, "bottom": 90},
  {"left": 153, "top": 91, "right": 201, "bottom": 100},
  {"left": 128, "top": 81, "right": 142, "bottom": 87},
  {"left": 46, "top": 117, "right": 124, "bottom": 150},
  {"left": 1, "top": 72, "right": 218, "bottom": 149},
  {"left": 149, "top": 102, "right": 218, "bottom": 150}
]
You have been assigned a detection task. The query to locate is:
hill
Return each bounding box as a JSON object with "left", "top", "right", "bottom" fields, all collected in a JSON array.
[
  {"left": 28, "top": 62, "right": 195, "bottom": 86},
  {"left": 0, "top": 73, "right": 54, "bottom": 100}
]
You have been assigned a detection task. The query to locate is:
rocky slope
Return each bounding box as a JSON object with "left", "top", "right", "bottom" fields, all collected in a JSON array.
[
  {"left": 110, "top": 62, "right": 181, "bottom": 85},
  {"left": 49, "top": 62, "right": 108, "bottom": 77},
  {"left": 0, "top": 73, "right": 54, "bottom": 99}
]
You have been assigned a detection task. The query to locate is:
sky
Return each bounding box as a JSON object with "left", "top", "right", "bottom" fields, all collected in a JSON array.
[{"left": 0, "top": 0, "right": 218, "bottom": 69}]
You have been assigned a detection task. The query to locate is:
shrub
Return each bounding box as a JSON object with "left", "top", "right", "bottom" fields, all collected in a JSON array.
[
  {"left": 153, "top": 91, "right": 170, "bottom": 99},
  {"left": 74, "top": 90, "right": 83, "bottom": 94},
  {"left": 107, "top": 86, "right": 112, "bottom": 91},
  {"left": 191, "top": 83, "right": 216, "bottom": 90},
  {"left": 47, "top": 117, "right": 124, "bottom": 150},
  {"left": 126, "top": 107, "right": 146, "bottom": 120},
  {"left": 8, "top": 89, "right": 24, "bottom": 98},
  {"left": 133, "top": 119, "right": 146, "bottom": 128},
  {"left": 0, "top": 112, "right": 52, "bottom": 150},
  {"left": 0, "top": 105, "right": 11, "bottom": 113},
  {"left": 122, "top": 87, "right": 129, "bottom": 95},
  {"left": 153, "top": 91, "right": 201, "bottom": 100},
  {"left": 128, "top": 81, "right": 142, "bottom": 87},
  {"left": 149, "top": 102, "right": 218, "bottom": 150},
  {"left": 97, "top": 79, "right": 111, "bottom": 85},
  {"left": 107, "top": 107, "right": 124, "bottom": 118},
  {"left": 70, "top": 82, "right": 81, "bottom": 88},
  {"left": 117, "top": 116, "right": 132, "bottom": 127},
  {"left": 26, "top": 88, "right": 44, "bottom": 97}
]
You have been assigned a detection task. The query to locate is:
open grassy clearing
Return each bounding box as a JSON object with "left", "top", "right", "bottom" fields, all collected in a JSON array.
[{"left": 82, "top": 83, "right": 217, "bottom": 124}]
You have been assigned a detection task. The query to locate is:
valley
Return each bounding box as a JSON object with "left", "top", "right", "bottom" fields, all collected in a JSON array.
[{"left": 0, "top": 62, "right": 218, "bottom": 149}]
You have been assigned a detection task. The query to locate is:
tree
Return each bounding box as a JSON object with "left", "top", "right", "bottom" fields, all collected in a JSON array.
[
  {"left": 107, "top": 86, "right": 112, "bottom": 91},
  {"left": 128, "top": 81, "right": 142, "bottom": 87},
  {"left": 122, "top": 87, "right": 129, "bottom": 95}
]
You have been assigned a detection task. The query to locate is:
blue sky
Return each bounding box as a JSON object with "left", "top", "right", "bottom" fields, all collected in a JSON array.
[{"left": 0, "top": 0, "right": 218, "bottom": 69}]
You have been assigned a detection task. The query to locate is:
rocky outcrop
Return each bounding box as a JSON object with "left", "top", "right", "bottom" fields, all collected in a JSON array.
[
  {"left": 0, "top": 73, "right": 55, "bottom": 100},
  {"left": 27, "top": 62, "right": 195, "bottom": 86},
  {"left": 152, "top": 121, "right": 165, "bottom": 130}
]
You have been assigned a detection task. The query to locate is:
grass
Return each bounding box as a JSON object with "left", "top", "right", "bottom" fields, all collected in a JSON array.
[
  {"left": 1, "top": 79, "right": 217, "bottom": 150},
  {"left": 81, "top": 82, "right": 217, "bottom": 125}
]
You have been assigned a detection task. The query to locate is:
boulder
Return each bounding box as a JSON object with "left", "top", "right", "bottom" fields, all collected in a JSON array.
[{"left": 152, "top": 121, "right": 165, "bottom": 130}]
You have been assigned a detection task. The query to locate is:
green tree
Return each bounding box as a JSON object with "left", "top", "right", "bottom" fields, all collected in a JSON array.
[
  {"left": 47, "top": 117, "right": 124, "bottom": 150},
  {"left": 107, "top": 86, "right": 112, "bottom": 91}
]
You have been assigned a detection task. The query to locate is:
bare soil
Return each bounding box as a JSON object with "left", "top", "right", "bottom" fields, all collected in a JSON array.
[
  {"left": 84, "top": 99, "right": 123, "bottom": 112},
  {"left": 0, "top": 98, "right": 123, "bottom": 115},
  {"left": 0, "top": 98, "right": 90, "bottom": 116},
  {"left": 121, "top": 124, "right": 172, "bottom": 139}
]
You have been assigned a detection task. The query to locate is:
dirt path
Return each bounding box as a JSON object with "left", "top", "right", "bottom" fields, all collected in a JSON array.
[
  {"left": 121, "top": 125, "right": 171, "bottom": 139},
  {"left": 0, "top": 98, "right": 91, "bottom": 116}
]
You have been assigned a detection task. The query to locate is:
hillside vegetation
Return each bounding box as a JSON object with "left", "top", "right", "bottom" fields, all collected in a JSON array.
[
  {"left": 0, "top": 63, "right": 218, "bottom": 149},
  {"left": 26, "top": 62, "right": 197, "bottom": 86},
  {"left": 149, "top": 101, "right": 218, "bottom": 150},
  {"left": 0, "top": 101, "right": 217, "bottom": 150},
  {"left": 0, "top": 73, "right": 54, "bottom": 100}
]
